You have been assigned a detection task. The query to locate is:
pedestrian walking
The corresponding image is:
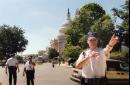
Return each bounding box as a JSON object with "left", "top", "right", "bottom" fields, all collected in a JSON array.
[
  {"left": 58, "top": 59, "right": 61, "bottom": 66},
  {"left": 76, "top": 32, "right": 119, "bottom": 85},
  {"left": 52, "top": 61, "right": 55, "bottom": 68},
  {"left": 5, "top": 53, "right": 19, "bottom": 85},
  {"left": 23, "top": 56, "right": 35, "bottom": 85}
]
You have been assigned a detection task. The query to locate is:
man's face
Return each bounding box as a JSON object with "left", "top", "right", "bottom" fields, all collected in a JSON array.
[
  {"left": 28, "top": 58, "right": 32, "bottom": 61},
  {"left": 87, "top": 38, "right": 98, "bottom": 49}
]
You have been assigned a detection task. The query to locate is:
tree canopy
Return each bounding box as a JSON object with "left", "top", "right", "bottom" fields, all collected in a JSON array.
[
  {"left": 112, "top": 0, "right": 129, "bottom": 47},
  {"left": 63, "top": 45, "right": 82, "bottom": 60},
  {"left": 65, "top": 3, "right": 113, "bottom": 49},
  {"left": 48, "top": 48, "right": 59, "bottom": 59},
  {"left": 0, "top": 25, "right": 28, "bottom": 59}
]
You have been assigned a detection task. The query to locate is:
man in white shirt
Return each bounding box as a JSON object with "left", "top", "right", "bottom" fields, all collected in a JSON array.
[
  {"left": 23, "top": 56, "right": 35, "bottom": 85},
  {"left": 76, "top": 32, "right": 119, "bottom": 85},
  {"left": 5, "top": 53, "right": 19, "bottom": 85}
]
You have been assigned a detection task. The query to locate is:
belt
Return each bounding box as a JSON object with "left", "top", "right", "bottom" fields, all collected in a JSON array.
[
  {"left": 26, "top": 70, "right": 34, "bottom": 71},
  {"left": 9, "top": 66, "right": 16, "bottom": 67},
  {"left": 8, "top": 66, "right": 17, "bottom": 69}
]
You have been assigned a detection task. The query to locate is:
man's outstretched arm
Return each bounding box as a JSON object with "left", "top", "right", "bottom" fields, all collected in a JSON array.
[{"left": 104, "top": 34, "right": 119, "bottom": 58}]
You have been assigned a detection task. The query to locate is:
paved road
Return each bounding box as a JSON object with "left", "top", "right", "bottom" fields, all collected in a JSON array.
[{"left": 0, "top": 63, "right": 79, "bottom": 85}]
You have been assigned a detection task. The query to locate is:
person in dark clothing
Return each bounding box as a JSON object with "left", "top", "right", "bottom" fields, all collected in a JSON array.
[
  {"left": 5, "top": 53, "right": 19, "bottom": 85},
  {"left": 52, "top": 61, "right": 55, "bottom": 68},
  {"left": 23, "top": 56, "right": 35, "bottom": 85}
]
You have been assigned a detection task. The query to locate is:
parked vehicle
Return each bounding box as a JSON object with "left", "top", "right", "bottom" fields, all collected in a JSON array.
[
  {"left": 68, "top": 58, "right": 76, "bottom": 66},
  {"left": 70, "top": 59, "right": 129, "bottom": 85}
]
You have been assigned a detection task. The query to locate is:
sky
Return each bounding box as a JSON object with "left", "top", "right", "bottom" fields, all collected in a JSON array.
[{"left": 0, "top": 0, "right": 125, "bottom": 55}]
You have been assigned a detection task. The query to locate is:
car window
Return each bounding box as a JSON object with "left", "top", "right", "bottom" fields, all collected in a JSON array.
[
  {"left": 107, "top": 61, "right": 127, "bottom": 71},
  {"left": 120, "top": 62, "right": 129, "bottom": 71}
]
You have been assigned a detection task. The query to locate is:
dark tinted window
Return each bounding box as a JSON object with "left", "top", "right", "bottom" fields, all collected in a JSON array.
[{"left": 107, "top": 61, "right": 124, "bottom": 71}]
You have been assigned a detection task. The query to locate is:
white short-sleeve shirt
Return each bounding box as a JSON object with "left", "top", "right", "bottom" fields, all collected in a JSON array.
[
  {"left": 76, "top": 47, "right": 109, "bottom": 78},
  {"left": 6, "top": 57, "right": 18, "bottom": 66},
  {"left": 24, "top": 61, "right": 34, "bottom": 71}
]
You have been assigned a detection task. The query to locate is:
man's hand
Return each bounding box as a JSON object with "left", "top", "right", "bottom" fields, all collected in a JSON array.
[
  {"left": 23, "top": 72, "right": 25, "bottom": 76},
  {"left": 16, "top": 64, "right": 20, "bottom": 73},
  {"left": 5, "top": 66, "right": 8, "bottom": 75},
  {"left": 91, "top": 51, "right": 100, "bottom": 60},
  {"left": 5, "top": 70, "right": 8, "bottom": 75},
  {"left": 18, "top": 69, "right": 20, "bottom": 73},
  {"left": 108, "top": 34, "right": 119, "bottom": 47},
  {"left": 34, "top": 75, "right": 35, "bottom": 79}
]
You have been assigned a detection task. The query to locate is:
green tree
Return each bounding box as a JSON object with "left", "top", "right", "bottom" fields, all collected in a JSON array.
[
  {"left": 0, "top": 25, "right": 28, "bottom": 59},
  {"left": 79, "top": 35, "right": 88, "bottom": 49},
  {"left": 65, "top": 3, "right": 113, "bottom": 49},
  {"left": 112, "top": 0, "right": 129, "bottom": 47},
  {"left": 48, "top": 48, "right": 59, "bottom": 59},
  {"left": 65, "top": 27, "right": 81, "bottom": 46},
  {"left": 16, "top": 55, "right": 24, "bottom": 63},
  {"left": 91, "top": 15, "right": 114, "bottom": 47},
  {"left": 79, "top": 3, "right": 105, "bottom": 33},
  {"left": 65, "top": 3, "right": 106, "bottom": 47},
  {"left": 63, "top": 45, "right": 82, "bottom": 60},
  {"left": 16, "top": 55, "right": 23, "bottom": 60}
]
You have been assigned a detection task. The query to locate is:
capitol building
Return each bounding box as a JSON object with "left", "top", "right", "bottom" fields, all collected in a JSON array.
[{"left": 50, "top": 8, "right": 71, "bottom": 55}]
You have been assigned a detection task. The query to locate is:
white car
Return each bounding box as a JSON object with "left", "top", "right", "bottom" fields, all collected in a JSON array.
[{"left": 70, "top": 59, "right": 129, "bottom": 85}]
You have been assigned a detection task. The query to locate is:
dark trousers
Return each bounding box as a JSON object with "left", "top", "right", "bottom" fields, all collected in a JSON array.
[
  {"left": 8, "top": 66, "right": 17, "bottom": 85},
  {"left": 26, "top": 70, "right": 35, "bottom": 85},
  {"left": 81, "top": 77, "right": 106, "bottom": 85}
]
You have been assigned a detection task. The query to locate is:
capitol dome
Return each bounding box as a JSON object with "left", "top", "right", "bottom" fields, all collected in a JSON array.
[{"left": 59, "top": 8, "right": 71, "bottom": 35}]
